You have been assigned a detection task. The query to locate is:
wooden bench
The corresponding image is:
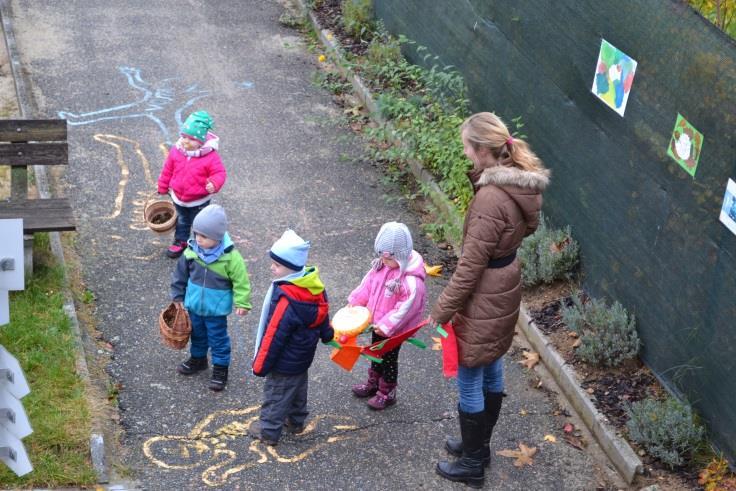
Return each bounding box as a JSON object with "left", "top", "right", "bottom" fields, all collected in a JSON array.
[{"left": 0, "top": 119, "right": 75, "bottom": 234}]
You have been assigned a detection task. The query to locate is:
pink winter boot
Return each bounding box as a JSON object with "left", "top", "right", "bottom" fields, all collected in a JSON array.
[
  {"left": 352, "top": 368, "right": 380, "bottom": 398},
  {"left": 367, "top": 379, "right": 397, "bottom": 410}
]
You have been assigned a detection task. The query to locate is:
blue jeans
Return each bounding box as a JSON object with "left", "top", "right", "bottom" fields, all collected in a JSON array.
[
  {"left": 189, "top": 312, "right": 230, "bottom": 367},
  {"left": 456, "top": 357, "right": 504, "bottom": 413},
  {"left": 174, "top": 201, "right": 210, "bottom": 243}
]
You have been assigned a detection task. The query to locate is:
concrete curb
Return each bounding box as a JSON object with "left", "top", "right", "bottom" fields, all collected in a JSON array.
[
  {"left": 300, "top": 3, "right": 643, "bottom": 484},
  {"left": 518, "top": 307, "right": 643, "bottom": 483}
]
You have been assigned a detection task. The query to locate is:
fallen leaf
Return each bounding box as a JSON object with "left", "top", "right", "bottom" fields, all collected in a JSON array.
[
  {"left": 519, "top": 408, "right": 528, "bottom": 416},
  {"left": 543, "top": 434, "right": 557, "bottom": 443},
  {"left": 343, "top": 104, "right": 363, "bottom": 116},
  {"left": 549, "top": 237, "right": 571, "bottom": 253},
  {"left": 563, "top": 434, "right": 586, "bottom": 450},
  {"left": 572, "top": 338, "right": 582, "bottom": 348},
  {"left": 496, "top": 443, "right": 537, "bottom": 467},
  {"left": 563, "top": 422, "right": 575, "bottom": 434},
  {"left": 586, "top": 387, "right": 595, "bottom": 394},
  {"left": 567, "top": 331, "right": 579, "bottom": 338},
  {"left": 431, "top": 337, "right": 442, "bottom": 351},
  {"left": 424, "top": 264, "right": 443, "bottom": 276},
  {"left": 519, "top": 350, "right": 540, "bottom": 369}
]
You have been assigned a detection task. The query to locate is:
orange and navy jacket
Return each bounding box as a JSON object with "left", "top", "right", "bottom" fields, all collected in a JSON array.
[{"left": 252, "top": 266, "right": 333, "bottom": 376}]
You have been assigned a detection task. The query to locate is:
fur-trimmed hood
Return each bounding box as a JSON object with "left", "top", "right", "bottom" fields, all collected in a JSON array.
[{"left": 473, "top": 164, "right": 550, "bottom": 191}]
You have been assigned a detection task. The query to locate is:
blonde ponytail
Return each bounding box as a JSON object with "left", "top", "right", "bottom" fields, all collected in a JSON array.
[{"left": 461, "top": 112, "right": 546, "bottom": 173}]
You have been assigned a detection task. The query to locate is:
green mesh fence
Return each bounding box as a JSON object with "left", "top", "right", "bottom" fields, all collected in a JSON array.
[{"left": 374, "top": 0, "right": 736, "bottom": 462}]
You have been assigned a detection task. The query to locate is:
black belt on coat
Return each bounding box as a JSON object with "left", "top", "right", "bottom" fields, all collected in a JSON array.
[{"left": 487, "top": 251, "right": 517, "bottom": 268}]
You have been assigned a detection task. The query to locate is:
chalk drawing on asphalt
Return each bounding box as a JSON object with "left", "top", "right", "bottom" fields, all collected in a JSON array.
[
  {"left": 92, "top": 134, "right": 155, "bottom": 221},
  {"left": 58, "top": 66, "right": 211, "bottom": 144},
  {"left": 143, "top": 405, "right": 365, "bottom": 487}
]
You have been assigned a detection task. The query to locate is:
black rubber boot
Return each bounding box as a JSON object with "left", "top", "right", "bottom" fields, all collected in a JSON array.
[
  {"left": 177, "top": 356, "right": 208, "bottom": 375},
  {"left": 436, "top": 408, "right": 486, "bottom": 488},
  {"left": 445, "top": 392, "right": 504, "bottom": 466},
  {"left": 208, "top": 365, "right": 228, "bottom": 391}
]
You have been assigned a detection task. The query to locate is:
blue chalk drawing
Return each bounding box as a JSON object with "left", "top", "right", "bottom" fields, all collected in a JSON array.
[{"left": 57, "top": 66, "right": 211, "bottom": 144}]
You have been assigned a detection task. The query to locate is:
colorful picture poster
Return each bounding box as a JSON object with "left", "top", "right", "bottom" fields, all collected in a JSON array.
[
  {"left": 591, "top": 39, "right": 638, "bottom": 117},
  {"left": 667, "top": 114, "right": 704, "bottom": 177},
  {"left": 720, "top": 179, "right": 736, "bottom": 236}
]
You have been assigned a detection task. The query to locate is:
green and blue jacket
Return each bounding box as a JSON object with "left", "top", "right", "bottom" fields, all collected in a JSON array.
[{"left": 171, "top": 235, "right": 252, "bottom": 317}]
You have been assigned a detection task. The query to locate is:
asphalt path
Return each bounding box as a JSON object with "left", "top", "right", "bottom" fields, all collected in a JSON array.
[{"left": 12, "top": 1, "right": 613, "bottom": 489}]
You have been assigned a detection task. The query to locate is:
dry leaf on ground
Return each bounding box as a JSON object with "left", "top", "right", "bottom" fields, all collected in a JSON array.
[
  {"left": 572, "top": 338, "right": 582, "bottom": 348},
  {"left": 563, "top": 434, "right": 587, "bottom": 451},
  {"left": 424, "top": 264, "right": 443, "bottom": 277},
  {"left": 519, "top": 350, "right": 540, "bottom": 369},
  {"left": 543, "top": 434, "right": 557, "bottom": 443},
  {"left": 496, "top": 443, "right": 538, "bottom": 467}
]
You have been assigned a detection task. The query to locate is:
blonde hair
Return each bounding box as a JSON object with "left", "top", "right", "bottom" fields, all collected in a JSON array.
[{"left": 461, "top": 112, "right": 545, "bottom": 173}]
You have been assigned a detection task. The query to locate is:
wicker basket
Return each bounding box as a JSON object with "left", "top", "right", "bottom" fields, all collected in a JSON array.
[
  {"left": 145, "top": 192, "right": 177, "bottom": 235},
  {"left": 159, "top": 302, "right": 192, "bottom": 350}
]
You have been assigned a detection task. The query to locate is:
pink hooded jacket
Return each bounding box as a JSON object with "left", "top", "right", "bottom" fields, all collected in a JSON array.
[
  {"left": 348, "top": 250, "right": 427, "bottom": 338},
  {"left": 157, "top": 133, "right": 226, "bottom": 203}
]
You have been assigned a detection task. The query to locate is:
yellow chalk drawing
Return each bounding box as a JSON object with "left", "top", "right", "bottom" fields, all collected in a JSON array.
[
  {"left": 143, "top": 405, "right": 366, "bottom": 487},
  {"left": 93, "top": 134, "right": 156, "bottom": 220}
]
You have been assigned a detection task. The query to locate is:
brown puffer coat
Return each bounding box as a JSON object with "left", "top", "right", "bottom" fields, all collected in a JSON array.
[{"left": 431, "top": 164, "right": 549, "bottom": 367}]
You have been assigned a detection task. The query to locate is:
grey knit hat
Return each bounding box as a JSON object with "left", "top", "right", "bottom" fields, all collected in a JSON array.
[
  {"left": 192, "top": 204, "right": 228, "bottom": 242},
  {"left": 374, "top": 222, "right": 413, "bottom": 274}
]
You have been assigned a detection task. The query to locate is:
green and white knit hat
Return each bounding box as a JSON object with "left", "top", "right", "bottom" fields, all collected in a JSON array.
[{"left": 180, "top": 110, "right": 214, "bottom": 143}]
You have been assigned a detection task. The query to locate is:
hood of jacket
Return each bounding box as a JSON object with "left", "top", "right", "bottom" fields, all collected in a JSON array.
[
  {"left": 285, "top": 265, "right": 324, "bottom": 295},
  {"left": 470, "top": 164, "right": 550, "bottom": 227}
]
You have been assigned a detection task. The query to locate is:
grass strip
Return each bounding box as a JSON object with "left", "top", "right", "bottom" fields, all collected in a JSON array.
[{"left": 0, "top": 234, "right": 96, "bottom": 487}]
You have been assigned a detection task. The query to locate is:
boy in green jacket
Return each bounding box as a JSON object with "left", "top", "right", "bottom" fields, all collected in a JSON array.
[{"left": 171, "top": 204, "right": 251, "bottom": 391}]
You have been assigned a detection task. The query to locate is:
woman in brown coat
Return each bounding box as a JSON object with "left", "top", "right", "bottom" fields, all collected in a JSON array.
[{"left": 431, "top": 112, "right": 549, "bottom": 488}]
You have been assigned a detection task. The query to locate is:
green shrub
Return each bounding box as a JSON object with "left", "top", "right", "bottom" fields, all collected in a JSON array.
[
  {"left": 519, "top": 215, "right": 579, "bottom": 286},
  {"left": 365, "top": 22, "right": 404, "bottom": 67},
  {"left": 341, "top": 0, "right": 373, "bottom": 38},
  {"left": 562, "top": 293, "right": 640, "bottom": 367},
  {"left": 626, "top": 396, "right": 704, "bottom": 468}
]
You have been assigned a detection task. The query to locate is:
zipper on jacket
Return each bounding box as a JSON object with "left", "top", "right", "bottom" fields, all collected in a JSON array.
[{"left": 200, "top": 267, "right": 208, "bottom": 314}]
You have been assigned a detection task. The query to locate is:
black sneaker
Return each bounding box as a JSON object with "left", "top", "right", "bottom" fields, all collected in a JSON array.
[
  {"left": 248, "top": 421, "right": 278, "bottom": 446},
  {"left": 283, "top": 419, "right": 305, "bottom": 434},
  {"left": 208, "top": 365, "right": 228, "bottom": 391},
  {"left": 177, "top": 356, "right": 208, "bottom": 375}
]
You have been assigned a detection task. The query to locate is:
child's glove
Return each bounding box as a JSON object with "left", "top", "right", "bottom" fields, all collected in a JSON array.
[{"left": 373, "top": 325, "right": 389, "bottom": 337}]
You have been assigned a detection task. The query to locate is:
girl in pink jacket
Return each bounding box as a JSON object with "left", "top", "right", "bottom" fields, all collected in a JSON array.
[
  {"left": 157, "top": 111, "right": 227, "bottom": 258},
  {"left": 348, "top": 222, "right": 427, "bottom": 410}
]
